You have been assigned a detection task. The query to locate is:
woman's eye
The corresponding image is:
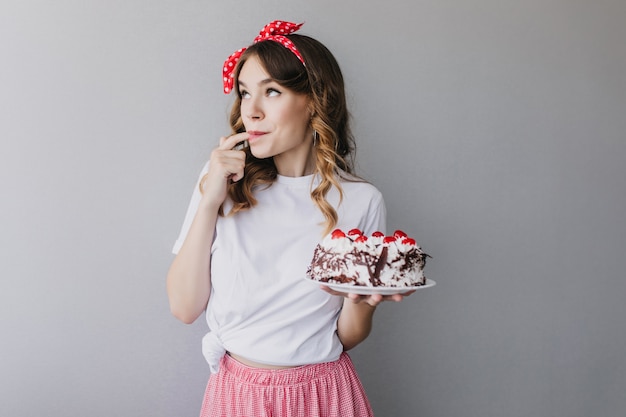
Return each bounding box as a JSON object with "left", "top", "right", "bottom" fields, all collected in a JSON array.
[
  {"left": 267, "top": 88, "right": 281, "bottom": 97},
  {"left": 240, "top": 90, "right": 250, "bottom": 99}
]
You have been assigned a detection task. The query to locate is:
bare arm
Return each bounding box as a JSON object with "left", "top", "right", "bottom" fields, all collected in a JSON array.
[
  {"left": 322, "top": 289, "right": 416, "bottom": 350},
  {"left": 166, "top": 198, "right": 218, "bottom": 324},
  {"left": 166, "top": 134, "right": 248, "bottom": 324},
  {"left": 336, "top": 298, "right": 378, "bottom": 350}
]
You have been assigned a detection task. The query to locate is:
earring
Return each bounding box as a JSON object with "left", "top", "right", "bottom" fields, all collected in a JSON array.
[{"left": 313, "top": 130, "right": 319, "bottom": 147}]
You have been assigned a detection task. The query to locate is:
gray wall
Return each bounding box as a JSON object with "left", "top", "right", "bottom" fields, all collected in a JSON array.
[{"left": 2, "top": 1, "right": 625, "bottom": 416}]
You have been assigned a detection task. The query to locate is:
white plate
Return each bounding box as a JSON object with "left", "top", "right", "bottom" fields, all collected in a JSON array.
[{"left": 305, "top": 278, "right": 436, "bottom": 295}]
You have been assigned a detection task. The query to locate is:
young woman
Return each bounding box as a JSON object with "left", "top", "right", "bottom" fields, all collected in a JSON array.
[{"left": 167, "top": 20, "right": 413, "bottom": 417}]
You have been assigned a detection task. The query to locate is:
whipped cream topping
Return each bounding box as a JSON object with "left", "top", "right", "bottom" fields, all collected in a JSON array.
[{"left": 306, "top": 228, "right": 429, "bottom": 287}]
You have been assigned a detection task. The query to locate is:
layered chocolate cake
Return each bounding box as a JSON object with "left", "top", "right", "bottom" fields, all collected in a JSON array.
[{"left": 306, "top": 228, "right": 430, "bottom": 287}]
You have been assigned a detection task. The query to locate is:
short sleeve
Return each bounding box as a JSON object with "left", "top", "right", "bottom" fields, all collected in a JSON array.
[
  {"left": 172, "top": 161, "right": 209, "bottom": 254},
  {"left": 361, "top": 190, "right": 387, "bottom": 236}
]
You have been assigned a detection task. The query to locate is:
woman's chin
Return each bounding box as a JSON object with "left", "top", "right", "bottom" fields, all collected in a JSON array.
[{"left": 249, "top": 149, "right": 273, "bottom": 160}]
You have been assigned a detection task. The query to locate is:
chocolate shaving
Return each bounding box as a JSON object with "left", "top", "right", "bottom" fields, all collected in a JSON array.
[{"left": 372, "top": 246, "right": 388, "bottom": 286}]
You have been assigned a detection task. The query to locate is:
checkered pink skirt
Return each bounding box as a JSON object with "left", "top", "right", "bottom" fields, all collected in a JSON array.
[{"left": 199, "top": 352, "right": 374, "bottom": 417}]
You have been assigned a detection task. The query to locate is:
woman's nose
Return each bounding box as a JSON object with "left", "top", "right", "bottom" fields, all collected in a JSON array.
[{"left": 245, "top": 98, "right": 263, "bottom": 120}]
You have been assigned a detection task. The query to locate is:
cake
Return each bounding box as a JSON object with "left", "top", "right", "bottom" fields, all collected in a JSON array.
[{"left": 306, "top": 228, "right": 430, "bottom": 287}]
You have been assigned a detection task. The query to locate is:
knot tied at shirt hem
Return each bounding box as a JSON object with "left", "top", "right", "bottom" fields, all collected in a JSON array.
[{"left": 202, "top": 331, "right": 225, "bottom": 374}]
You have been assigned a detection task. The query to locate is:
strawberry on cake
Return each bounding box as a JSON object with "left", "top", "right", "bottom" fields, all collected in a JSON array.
[{"left": 306, "top": 229, "right": 430, "bottom": 287}]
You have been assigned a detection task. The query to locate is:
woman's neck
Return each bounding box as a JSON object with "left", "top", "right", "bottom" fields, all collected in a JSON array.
[{"left": 274, "top": 146, "right": 317, "bottom": 177}]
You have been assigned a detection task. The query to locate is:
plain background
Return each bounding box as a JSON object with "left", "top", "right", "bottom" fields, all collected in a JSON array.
[{"left": 2, "top": 1, "right": 625, "bottom": 416}]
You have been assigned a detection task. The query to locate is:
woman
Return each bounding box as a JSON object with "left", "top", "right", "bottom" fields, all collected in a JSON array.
[{"left": 167, "top": 20, "right": 412, "bottom": 417}]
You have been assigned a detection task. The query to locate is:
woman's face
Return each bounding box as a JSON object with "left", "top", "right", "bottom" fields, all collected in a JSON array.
[{"left": 238, "top": 55, "right": 314, "bottom": 176}]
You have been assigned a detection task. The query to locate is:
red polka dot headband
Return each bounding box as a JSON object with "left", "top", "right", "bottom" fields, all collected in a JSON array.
[{"left": 222, "top": 20, "right": 305, "bottom": 94}]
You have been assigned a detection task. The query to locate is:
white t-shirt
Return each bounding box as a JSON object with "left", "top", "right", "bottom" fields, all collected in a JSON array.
[{"left": 173, "top": 162, "right": 386, "bottom": 373}]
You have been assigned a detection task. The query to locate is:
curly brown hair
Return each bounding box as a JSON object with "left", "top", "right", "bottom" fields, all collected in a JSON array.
[{"left": 216, "top": 34, "right": 358, "bottom": 235}]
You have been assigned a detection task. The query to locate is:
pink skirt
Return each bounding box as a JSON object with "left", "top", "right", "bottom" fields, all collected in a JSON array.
[{"left": 199, "top": 352, "right": 374, "bottom": 417}]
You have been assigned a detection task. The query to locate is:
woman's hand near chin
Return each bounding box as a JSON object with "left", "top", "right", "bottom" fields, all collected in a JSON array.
[{"left": 200, "top": 132, "right": 249, "bottom": 209}]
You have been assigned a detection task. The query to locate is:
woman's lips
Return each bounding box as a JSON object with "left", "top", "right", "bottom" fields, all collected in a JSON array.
[{"left": 247, "top": 131, "right": 267, "bottom": 142}]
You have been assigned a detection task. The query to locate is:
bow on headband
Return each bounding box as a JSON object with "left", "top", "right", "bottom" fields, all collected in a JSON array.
[{"left": 222, "top": 20, "right": 305, "bottom": 94}]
